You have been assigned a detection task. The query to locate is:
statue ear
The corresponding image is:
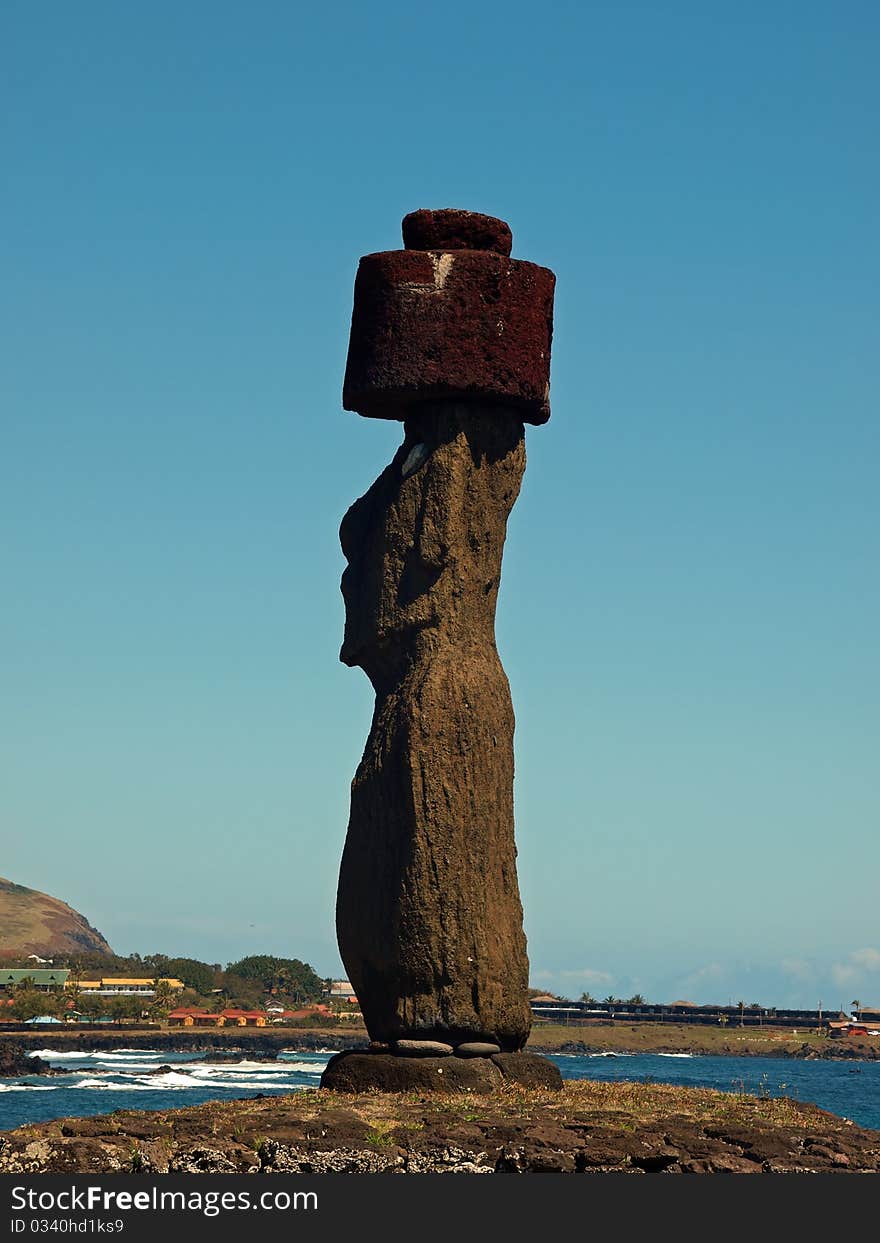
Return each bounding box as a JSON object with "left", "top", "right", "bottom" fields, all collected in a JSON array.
[{"left": 401, "top": 442, "right": 430, "bottom": 478}]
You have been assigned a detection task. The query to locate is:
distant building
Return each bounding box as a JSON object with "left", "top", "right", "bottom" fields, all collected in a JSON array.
[
  {"left": 326, "top": 980, "right": 358, "bottom": 1003},
  {"left": 221, "top": 1009, "right": 267, "bottom": 1027},
  {"left": 267, "top": 1004, "right": 332, "bottom": 1024},
  {"left": 828, "top": 1020, "right": 870, "bottom": 1039},
  {"left": 0, "top": 969, "right": 69, "bottom": 992},
  {"left": 168, "top": 1009, "right": 221, "bottom": 1028},
  {"left": 71, "top": 978, "right": 185, "bottom": 997},
  {"left": 167, "top": 1007, "right": 265, "bottom": 1028}
]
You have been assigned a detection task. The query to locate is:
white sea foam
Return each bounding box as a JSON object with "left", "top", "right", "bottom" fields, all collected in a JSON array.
[
  {"left": 658, "top": 1053, "right": 694, "bottom": 1058},
  {"left": 281, "top": 1047, "right": 340, "bottom": 1056},
  {"left": 64, "top": 1074, "right": 306, "bottom": 1093},
  {"left": 87, "top": 1062, "right": 168, "bottom": 1072},
  {"left": 106, "top": 1049, "right": 164, "bottom": 1055},
  {"left": 182, "top": 1060, "right": 303, "bottom": 1074},
  {"left": 96, "top": 1051, "right": 165, "bottom": 1060},
  {"left": 28, "top": 1050, "right": 91, "bottom": 1060},
  {"left": 0, "top": 1083, "right": 59, "bottom": 1092},
  {"left": 29, "top": 1049, "right": 164, "bottom": 1061},
  {"left": 263, "top": 1061, "right": 324, "bottom": 1075}
]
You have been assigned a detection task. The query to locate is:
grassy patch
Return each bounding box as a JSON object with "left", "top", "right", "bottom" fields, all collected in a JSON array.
[{"left": 528, "top": 1022, "right": 828, "bottom": 1056}]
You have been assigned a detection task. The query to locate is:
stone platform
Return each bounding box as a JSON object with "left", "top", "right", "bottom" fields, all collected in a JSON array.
[{"left": 320, "top": 1048, "right": 562, "bottom": 1093}]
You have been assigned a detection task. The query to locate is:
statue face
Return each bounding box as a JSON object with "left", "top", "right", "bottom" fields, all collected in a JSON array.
[
  {"left": 338, "top": 407, "right": 525, "bottom": 687},
  {"left": 338, "top": 438, "right": 440, "bottom": 681}
]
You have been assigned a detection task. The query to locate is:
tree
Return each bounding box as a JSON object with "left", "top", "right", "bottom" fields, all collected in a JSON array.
[
  {"left": 163, "top": 959, "right": 217, "bottom": 996},
  {"left": 627, "top": 994, "right": 646, "bottom": 1006},
  {"left": 579, "top": 991, "right": 596, "bottom": 1006},
  {"left": 852, "top": 1000, "right": 861, "bottom": 1019},
  {"left": 108, "top": 995, "right": 140, "bottom": 1024},
  {"left": 78, "top": 994, "right": 106, "bottom": 1022},
  {"left": 223, "top": 956, "right": 324, "bottom": 1003},
  {"left": 151, "top": 980, "right": 175, "bottom": 1016},
  {"left": 11, "top": 989, "right": 56, "bottom": 1023},
  {"left": 66, "top": 968, "right": 83, "bottom": 1010}
]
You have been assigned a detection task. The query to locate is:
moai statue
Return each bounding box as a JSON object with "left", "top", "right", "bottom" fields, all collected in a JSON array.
[{"left": 322, "top": 209, "right": 560, "bottom": 1091}]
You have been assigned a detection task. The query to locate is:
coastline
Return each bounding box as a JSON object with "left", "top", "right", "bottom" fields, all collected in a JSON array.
[{"left": 2, "top": 1023, "right": 876, "bottom": 1063}]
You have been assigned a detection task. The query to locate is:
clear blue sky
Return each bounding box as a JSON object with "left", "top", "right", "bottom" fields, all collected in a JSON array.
[{"left": 3, "top": 2, "right": 877, "bottom": 1009}]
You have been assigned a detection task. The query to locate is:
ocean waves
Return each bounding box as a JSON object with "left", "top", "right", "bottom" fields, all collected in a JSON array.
[{"left": 1, "top": 1049, "right": 329, "bottom": 1116}]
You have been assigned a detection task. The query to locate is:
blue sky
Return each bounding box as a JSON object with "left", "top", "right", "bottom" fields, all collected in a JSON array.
[{"left": 2, "top": 2, "right": 877, "bottom": 1008}]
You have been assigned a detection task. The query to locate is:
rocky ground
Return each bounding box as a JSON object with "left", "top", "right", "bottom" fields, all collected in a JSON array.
[{"left": 1, "top": 1081, "right": 877, "bottom": 1174}]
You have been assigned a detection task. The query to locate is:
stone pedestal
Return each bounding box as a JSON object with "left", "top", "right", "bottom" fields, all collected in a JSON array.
[{"left": 321, "top": 1049, "right": 562, "bottom": 1094}]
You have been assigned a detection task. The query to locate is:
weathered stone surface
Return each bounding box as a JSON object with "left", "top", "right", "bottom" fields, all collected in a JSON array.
[
  {"left": 491, "top": 1052, "right": 564, "bottom": 1090},
  {"left": 320, "top": 1051, "right": 503, "bottom": 1094},
  {"left": 6, "top": 1083, "right": 880, "bottom": 1174},
  {"left": 394, "top": 1039, "right": 453, "bottom": 1057},
  {"left": 456, "top": 1042, "right": 502, "bottom": 1057},
  {"left": 402, "top": 208, "right": 513, "bottom": 256},
  {"left": 343, "top": 212, "right": 554, "bottom": 423},
  {"left": 337, "top": 402, "right": 532, "bottom": 1050}
]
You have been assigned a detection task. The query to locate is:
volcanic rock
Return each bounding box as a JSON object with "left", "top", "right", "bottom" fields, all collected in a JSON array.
[
  {"left": 0, "top": 1044, "right": 50, "bottom": 1077},
  {"left": 491, "top": 1052, "right": 563, "bottom": 1090},
  {"left": 320, "top": 1051, "right": 503, "bottom": 1094}
]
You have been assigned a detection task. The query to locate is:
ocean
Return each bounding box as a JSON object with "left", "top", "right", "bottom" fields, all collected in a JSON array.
[{"left": 1, "top": 1047, "right": 877, "bottom": 1134}]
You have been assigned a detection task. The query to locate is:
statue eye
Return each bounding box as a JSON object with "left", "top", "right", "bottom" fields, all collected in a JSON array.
[{"left": 401, "top": 443, "right": 430, "bottom": 478}]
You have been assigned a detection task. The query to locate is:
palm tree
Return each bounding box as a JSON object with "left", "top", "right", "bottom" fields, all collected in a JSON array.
[
  {"left": 852, "top": 999, "right": 861, "bottom": 1020},
  {"left": 738, "top": 1000, "right": 745, "bottom": 1028}
]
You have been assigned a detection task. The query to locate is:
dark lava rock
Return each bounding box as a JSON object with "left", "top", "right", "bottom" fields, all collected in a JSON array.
[
  {"left": 320, "top": 1051, "right": 503, "bottom": 1094},
  {"left": 3, "top": 1085, "right": 880, "bottom": 1174},
  {"left": 0, "top": 1043, "right": 49, "bottom": 1077},
  {"left": 344, "top": 253, "right": 554, "bottom": 424},
  {"left": 344, "top": 212, "right": 554, "bottom": 423},
  {"left": 402, "top": 208, "right": 513, "bottom": 256},
  {"left": 491, "top": 1052, "right": 563, "bottom": 1090}
]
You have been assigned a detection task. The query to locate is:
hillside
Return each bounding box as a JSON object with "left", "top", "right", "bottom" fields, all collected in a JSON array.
[{"left": 0, "top": 876, "right": 113, "bottom": 959}]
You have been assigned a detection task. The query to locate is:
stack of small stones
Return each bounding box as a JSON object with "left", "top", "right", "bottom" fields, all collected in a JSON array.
[{"left": 323, "top": 209, "right": 560, "bottom": 1094}]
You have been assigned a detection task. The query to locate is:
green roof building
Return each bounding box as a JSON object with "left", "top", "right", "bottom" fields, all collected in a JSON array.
[{"left": 0, "top": 969, "right": 70, "bottom": 990}]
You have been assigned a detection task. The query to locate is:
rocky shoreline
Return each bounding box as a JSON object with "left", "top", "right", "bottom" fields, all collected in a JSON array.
[
  {"left": 0, "top": 1044, "right": 51, "bottom": 1077},
  {"left": 550, "top": 1038, "right": 880, "bottom": 1062},
  {"left": 1, "top": 1080, "right": 877, "bottom": 1174},
  {"left": 2, "top": 1029, "right": 876, "bottom": 1062}
]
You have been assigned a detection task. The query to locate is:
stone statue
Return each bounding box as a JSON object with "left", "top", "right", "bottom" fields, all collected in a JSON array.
[{"left": 323, "top": 210, "right": 560, "bottom": 1090}]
